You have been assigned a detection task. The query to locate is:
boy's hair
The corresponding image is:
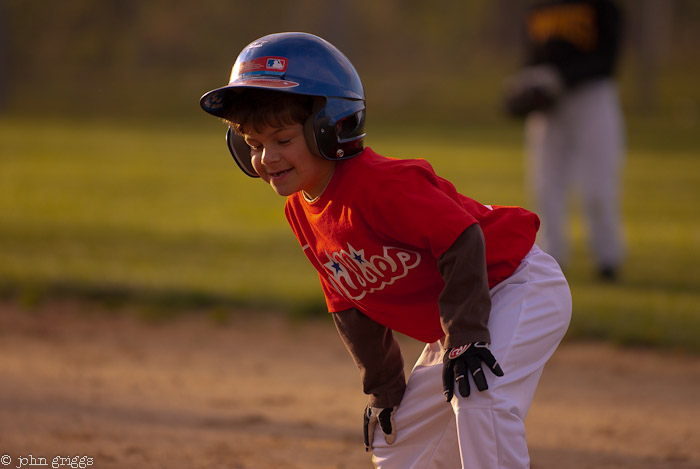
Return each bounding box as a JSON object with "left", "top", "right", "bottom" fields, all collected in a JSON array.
[{"left": 222, "top": 89, "right": 314, "bottom": 136}]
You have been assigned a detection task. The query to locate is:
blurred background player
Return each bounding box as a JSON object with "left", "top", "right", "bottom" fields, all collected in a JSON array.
[{"left": 505, "top": 0, "right": 626, "bottom": 280}]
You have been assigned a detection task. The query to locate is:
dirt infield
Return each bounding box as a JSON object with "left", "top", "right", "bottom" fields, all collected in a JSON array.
[{"left": 1, "top": 300, "right": 699, "bottom": 469}]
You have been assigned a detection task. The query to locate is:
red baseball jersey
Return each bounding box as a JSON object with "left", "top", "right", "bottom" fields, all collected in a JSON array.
[{"left": 285, "top": 148, "right": 539, "bottom": 343}]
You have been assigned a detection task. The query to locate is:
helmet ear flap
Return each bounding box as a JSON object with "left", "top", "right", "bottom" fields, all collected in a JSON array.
[
  {"left": 305, "top": 97, "right": 365, "bottom": 161},
  {"left": 303, "top": 98, "right": 324, "bottom": 158},
  {"left": 226, "top": 127, "right": 259, "bottom": 178}
]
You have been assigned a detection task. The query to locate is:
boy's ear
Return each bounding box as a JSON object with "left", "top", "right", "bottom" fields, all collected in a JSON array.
[
  {"left": 226, "top": 127, "right": 259, "bottom": 178},
  {"left": 303, "top": 97, "right": 325, "bottom": 158}
]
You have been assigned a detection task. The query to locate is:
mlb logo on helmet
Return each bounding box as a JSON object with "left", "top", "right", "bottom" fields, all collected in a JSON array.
[
  {"left": 239, "top": 56, "right": 288, "bottom": 78},
  {"left": 266, "top": 58, "right": 286, "bottom": 71}
]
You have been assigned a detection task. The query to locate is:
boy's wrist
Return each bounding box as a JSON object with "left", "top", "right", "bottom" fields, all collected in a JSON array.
[
  {"left": 443, "top": 330, "right": 491, "bottom": 351},
  {"left": 367, "top": 386, "right": 406, "bottom": 409}
]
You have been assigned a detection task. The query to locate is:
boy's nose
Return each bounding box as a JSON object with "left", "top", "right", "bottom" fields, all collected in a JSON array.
[{"left": 261, "top": 148, "right": 280, "bottom": 165}]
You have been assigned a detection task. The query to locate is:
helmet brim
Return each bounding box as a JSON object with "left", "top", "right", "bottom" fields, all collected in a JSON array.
[{"left": 200, "top": 78, "right": 303, "bottom": 118}]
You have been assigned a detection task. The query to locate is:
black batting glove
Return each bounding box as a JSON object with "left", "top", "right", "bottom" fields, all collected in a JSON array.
[
  {"left": 363, "top": 405, "right": 397, "bottom": 452},
  {"left": 442, "top": 342, "right": 504, "bottom": 402}
]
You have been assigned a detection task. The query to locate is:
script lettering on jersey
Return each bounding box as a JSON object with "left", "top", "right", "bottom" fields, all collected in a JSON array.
[
  {"left": 323, "top": 243, "right": 421, "bottom": 300},
  {"left": 528, "top": 3, "right": 597, "bottom": 52}
]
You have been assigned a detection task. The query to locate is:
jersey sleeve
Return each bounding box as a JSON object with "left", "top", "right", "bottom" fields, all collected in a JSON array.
[
  {"left": 369, "top": 161, "right": 478, "bottom": 258},
  {"left": 332, "top": 307, "right": 406, "bottom": 408},
  {"left": 437, "top": 223, "right": 492, "bottom": 347}
]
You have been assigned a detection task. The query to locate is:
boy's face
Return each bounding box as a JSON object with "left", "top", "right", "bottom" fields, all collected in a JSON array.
[{"left": 241, "top": 123, "right": 336, "bottom": 199}]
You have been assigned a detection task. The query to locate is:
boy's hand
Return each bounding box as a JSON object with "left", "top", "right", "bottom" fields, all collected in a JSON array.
[
  {"left": 363, "top": 405, "right": 396, "bottom": 452},
  {"left": 442, "top": 342, "right": 504, "bottom": 402}
]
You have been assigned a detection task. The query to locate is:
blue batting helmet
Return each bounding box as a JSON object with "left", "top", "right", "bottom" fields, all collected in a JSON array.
[{"left": 200, "top": 32, "right": 366, "bottom": 177}]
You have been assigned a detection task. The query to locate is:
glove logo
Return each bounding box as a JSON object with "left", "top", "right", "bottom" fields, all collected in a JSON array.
[{"left": 448, "top": 344, "right": 471, "bottom": 360}]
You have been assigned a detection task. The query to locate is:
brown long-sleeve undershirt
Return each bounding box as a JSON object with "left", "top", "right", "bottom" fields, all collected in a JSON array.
[{"left": 332, "top": 223, "right": 492, "bottom": 408}]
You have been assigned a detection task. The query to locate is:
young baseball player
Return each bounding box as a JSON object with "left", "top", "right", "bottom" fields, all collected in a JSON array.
[{"left": 200, "top": 32, "right": 572, "bottom": 469}]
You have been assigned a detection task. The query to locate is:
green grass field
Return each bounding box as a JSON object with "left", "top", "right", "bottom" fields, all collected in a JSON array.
[{"left": 1, "top": 116, "right": 699, "bottom": 351}]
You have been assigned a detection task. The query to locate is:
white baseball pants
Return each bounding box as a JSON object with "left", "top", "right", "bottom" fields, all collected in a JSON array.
[
  {"left": 524, "top": 78, "right": 626, "bottom": 269},
  {"left": 371, "top": 245, "right": 572, "bottom": 469}
]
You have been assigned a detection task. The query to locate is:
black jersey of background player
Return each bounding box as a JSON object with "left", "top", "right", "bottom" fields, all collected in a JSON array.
[{"left": 524, "top": 0, "right": 622, "bottom": 89}]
